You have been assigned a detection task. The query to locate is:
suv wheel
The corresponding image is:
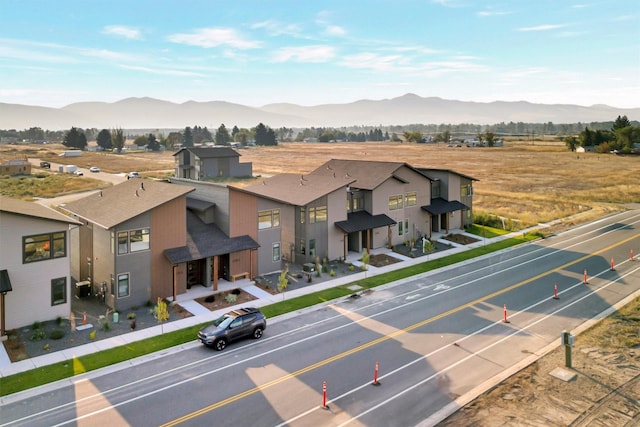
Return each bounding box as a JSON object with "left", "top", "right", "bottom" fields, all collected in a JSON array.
[
  {"left": 253, "top": 327, "right": 263, "bottom": 339},
  {"left": 214, "top": 338, "right": 227, "bottom": 351}
]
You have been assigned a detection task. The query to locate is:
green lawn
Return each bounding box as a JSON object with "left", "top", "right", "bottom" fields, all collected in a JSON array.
[{"left": 0, "top": 234, "right": 535, "bottom": 396}]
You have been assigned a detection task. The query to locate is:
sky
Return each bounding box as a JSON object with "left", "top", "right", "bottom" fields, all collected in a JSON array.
[{"left": 1, "top": 0, "right": 639, "bottom": 109}]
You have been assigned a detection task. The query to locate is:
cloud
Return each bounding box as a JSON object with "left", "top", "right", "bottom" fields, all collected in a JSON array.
[
  {"left": 477, "top": 10, "right": 512, "bottom": 17},
  {"left": 324, "top": 25, "right": 347, "bottom": 37},
  {"left": 272, "top": 45, "right": 335, "bottom": 63},
  {"left": 167, "top": 28, "right": 260, "bottom": 49},
  {"left": 102, "top": 25, "right": 142, "bottom": 40},
  {"left": 517, "top": 24, "right": 566, "bottom": 32},
  {"left": 251, "top": 20, "right": 303, "bottom": 37},
  {"left": 340, "top": 52, "right": 407, "bottom": 71},
  {"left": 0, "top": 38, "right": 135, "bottom": 64},
  {"left": 119, "top": 64, "right": 205, "bottom": 77}
]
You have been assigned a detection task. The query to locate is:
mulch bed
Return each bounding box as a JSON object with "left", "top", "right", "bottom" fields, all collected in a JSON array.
[{"left": 194, "top": 288, "right": 257, "bottom": 311}]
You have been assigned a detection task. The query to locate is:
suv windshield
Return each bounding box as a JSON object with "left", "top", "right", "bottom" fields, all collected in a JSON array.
[{"left": 212, "top": 315, "right": 234, "bottom": 329}]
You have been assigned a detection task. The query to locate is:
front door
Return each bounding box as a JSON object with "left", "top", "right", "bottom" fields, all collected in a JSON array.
[{"left": 187, "top": 260, "right": 202, "bottom": 289}]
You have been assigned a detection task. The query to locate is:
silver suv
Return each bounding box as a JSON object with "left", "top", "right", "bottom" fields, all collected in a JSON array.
[
  {"left": 127, "top": 171, "right": 141, "bottom": 179},
  {"left": 197, "top": 307, "right": 266, "bottom": 351}
]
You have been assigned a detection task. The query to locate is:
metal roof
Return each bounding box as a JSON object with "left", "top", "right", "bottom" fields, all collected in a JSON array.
[
  {"left": 334, "top": 210, "right": 396, "bottom": 234},
  {"left": 421, "top": 198, "right": 469, "bottom": 215},
  {"left": 164, "top": 210, "right": 258, "bottom": 263}
]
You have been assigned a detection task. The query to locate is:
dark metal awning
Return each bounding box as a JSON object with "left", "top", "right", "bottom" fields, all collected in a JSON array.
[
  {"left": 421, "top": 198, "right": 469, "bottom": 215},
  {"left": 0, "top": 270, "right": 12, "bottom": 293},
  {"left": 335, "top": 211, "right": 396, "bottom": 234}
]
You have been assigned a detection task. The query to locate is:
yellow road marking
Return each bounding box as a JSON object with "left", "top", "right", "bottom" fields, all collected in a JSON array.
[{"left": 161, "top": 233, "right": 638, "bottom": 426}]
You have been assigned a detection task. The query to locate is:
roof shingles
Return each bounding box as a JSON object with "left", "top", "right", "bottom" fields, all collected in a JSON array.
[{"left": 61, "top": 179, "right": 194, "bottom": 229}]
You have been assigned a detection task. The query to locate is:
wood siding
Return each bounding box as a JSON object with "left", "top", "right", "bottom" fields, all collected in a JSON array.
[{"left": 151, "top": 196, "right": 187, "bottom": 300}]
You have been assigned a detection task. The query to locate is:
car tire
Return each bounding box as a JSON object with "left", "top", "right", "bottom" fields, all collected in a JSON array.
[
  {"left": 214, "top": 338, "right": 227, "bottom": 351},
  {"left": 253, "top": 327, "right": 263, "bottom": 339}
]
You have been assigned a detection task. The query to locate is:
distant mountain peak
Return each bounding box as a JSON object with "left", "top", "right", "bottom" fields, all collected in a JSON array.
[{"left": 1, "top": 95, "right": 637, "bottom": 130}]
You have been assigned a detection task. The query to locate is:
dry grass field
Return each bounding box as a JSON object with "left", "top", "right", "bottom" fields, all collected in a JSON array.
[{"left": 2, "top": 140, "right": 638, "bottom": 228}]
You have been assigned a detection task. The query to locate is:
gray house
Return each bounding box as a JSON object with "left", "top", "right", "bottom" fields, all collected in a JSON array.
[{"left": 173, "top": 147, "right": 252, "bottom": 181}]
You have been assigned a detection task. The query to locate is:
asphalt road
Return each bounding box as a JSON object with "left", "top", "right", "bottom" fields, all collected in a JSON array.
[{"left": 1, "top": 210, "right": 639, "bottom": 427}]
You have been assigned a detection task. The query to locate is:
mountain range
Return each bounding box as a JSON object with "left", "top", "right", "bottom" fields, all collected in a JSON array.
[{"left": 1, "top": 94, "right": 638, "bottom": 131}]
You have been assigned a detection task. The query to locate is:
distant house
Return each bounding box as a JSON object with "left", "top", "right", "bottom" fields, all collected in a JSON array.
[
  {"left": 0, "top": 158, "right": 31, "bottom": 176},
  {"left": 0, "top": 196, "right": 81, "bottom": 331},
  {"left": 173, "top": 147, "right": 252, "bottom": 181}
]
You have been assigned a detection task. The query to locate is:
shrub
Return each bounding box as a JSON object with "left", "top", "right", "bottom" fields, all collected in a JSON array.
[
  {"left": 56, "top": 316, "right": 64, "bottom": 326},
  {"left": 225, "top": 293, "right": 238, "bottom": 303},
  {"left": 89, "top": 330, "right": 96, "bottom": 340},
  {"left": 30, "top": 329, "right": 46, "bottom": 341},
  {"left": 330, "top": 269, "right": 335, "bottom": 277},
  {"left": 127, "top": 312, "right": 136, "bottom": 320},
  {"left": 49, "top": 329, "right": 65, "bottom": 340},
  {"left": 231, "top": 288, "right": 241, "bottom": 295},
  {"left": 31, "top": 321, "right": 42, "bottom": 330}
]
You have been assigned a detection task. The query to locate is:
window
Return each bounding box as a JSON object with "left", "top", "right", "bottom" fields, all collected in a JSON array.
[
  {"left": 300, "top": 207, "right": 305, "bottom": 224},
  {"left": 23, "top": 232, "right": 66, "bottom": 263},
  {"left": 272, "top": 242, "right": 281, "bottom": 262},
  {"left": 405, "top": 192, "right": 417, "bottom": 206},
  {"left": 461, "top": 184, "right": 473, "bottom": 197},
  {"left": 309, "top": 206, "right": 327, "bottom": 223},
  {"left": 117, "top": 273, "right": 130, "bottom": 298},
  {"left": 398, "top": 220, "right": 403, "bottom": 235},
  {"left": 404, "top": 219, "right": 409, "bottom": 234},
  {"left": 117, "top": 228, "right": 150, "bottom": 254},
  {"left": 51, "top": 277, "right": 66, "bottom": 305},
  {"left": 388, "top": 195, "right": 403, "bottom": 210},
  {"left": 129, "top": 228, "right": 150, "bottom": 252},
  {"left": 259, "top": 209, "right": 280, "bottom": 229},
  {"left": 300, "top": 239, "right": 306, "bottom": 255},
  {"left": 431, "top": 181, "right": 441, "bottom": 199},
  {"left": 309, "top": 239, "right": 316, "bottom": 257}
]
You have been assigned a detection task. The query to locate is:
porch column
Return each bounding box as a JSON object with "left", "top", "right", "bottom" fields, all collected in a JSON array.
[
  {"left": 172, "top": 265, "right": 177, "bottom": 302},
  {"left": 446, "top": 213, "right": 450, "bottom": 234},
  {"left": 212, "top": 255, "right": 219, "bottom": 291},
  {"left": 366, "top": 229, "right": 371, "bottom": 254},
  {"left": 343, "top": 233, "right": 347, "bottom": 260},
  {"left": 205, "top": 257, "right": 212, "bottom": 288}
]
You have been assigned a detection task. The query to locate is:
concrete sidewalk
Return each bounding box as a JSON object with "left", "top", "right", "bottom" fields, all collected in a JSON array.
[{"left": 0, "top": 228, "right": 525, "bottom": 379}]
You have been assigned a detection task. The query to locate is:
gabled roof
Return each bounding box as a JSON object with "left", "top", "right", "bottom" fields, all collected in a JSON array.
[
  {"left": 237, "top": 173, "right": 354, "bottom": 206},
  {"left": 0, "top": 195, "right": 80, "bottom": 225},
  {"left": 416, "top": 168, "right": 478, "bottom": 182},
  {"left": 309, "top": 159, "right": 430, "bottom": 190},
  {"left": 421, "top": 198, "right": 469, "bottom": 215},
  {"left": 164, "top": 210, "right": 259, "bottom": 263},
  {"left": 61, "top": 179, "right": 194, "bottom": 229},
  {"left": 335, "top": 211, "right": 396, "bottom": 233},
  {"left": 173, "top": 147, "right": 240, "bottom": 159}
]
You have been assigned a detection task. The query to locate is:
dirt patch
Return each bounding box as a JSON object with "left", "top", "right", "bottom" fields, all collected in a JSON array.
[
  {"left": 442, "top": 233, "right": 480, "bottom": 245},
  {"left": 368, "top": 253, "right": 402, "bottom": 268},
  {"left": 439, "top": 297, "right": 640, "bottom": 426},
  {"left": 194, "top": 288, "right": 257, "bottom": 311}
]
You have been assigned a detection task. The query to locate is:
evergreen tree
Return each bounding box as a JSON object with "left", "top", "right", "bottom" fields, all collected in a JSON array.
[
  {"left": 183, "top": 127, "right": 193, "bottom": 147},
  {"left": 96, "top": 129, "right": 112, "bottom": 150},
  {"left": 62, "top": 127, "right": 87, "bottom": 149}
]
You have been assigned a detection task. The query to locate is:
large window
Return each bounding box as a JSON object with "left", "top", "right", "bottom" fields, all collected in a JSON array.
[
  {"left": 309, "top": 206, "right": 327, "bottom": 223},
  {"left": 51, "top": 277, "right": 66, "bottom": 305},
  {"left": 431, "top": 181, "right": 441, "bottom": 199},
  {"left": 117, "top": 228, "right": 150, "bottom": 254},
  {"left": 259, "top": 209, "right": 280, "bottom": 229},
  {"left": 461, "top": 184, "right": 473, "bottom": 197},
  {"left": 23, "top": 232, "right": 66, "bottom": 263},
  {"left": 388, "top": 195, "right": 403, "bottom": 210},
  {"left": 117, "top": 273, "right": 130, "bottom": 298},
  {"left": 272, "top": 242, "right": 281, "bottom": 262},
  {"left": 405, "top": 192, "right": 417, "bottom": 206}
]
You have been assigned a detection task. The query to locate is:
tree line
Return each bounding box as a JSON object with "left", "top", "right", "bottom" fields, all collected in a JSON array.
[{"left": 563, "top": 116, "right": 640, "bottom": 153}]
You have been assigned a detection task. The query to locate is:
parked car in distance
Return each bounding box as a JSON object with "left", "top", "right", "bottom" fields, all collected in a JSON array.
[
  {"left": 127, "top": 171, "right": 141, "bottom": 179},
  {"left": 89, "top": 166, "right": 100, "bottom": 173},
  {"left": 74, "top": 170, "right": 84, "bottom": 176},
  {"left": 198, "top": 307, "right": 266, "bottom": 351},
  {"left": 39, "top": 161, "right": 50, "bottom": 168}
]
